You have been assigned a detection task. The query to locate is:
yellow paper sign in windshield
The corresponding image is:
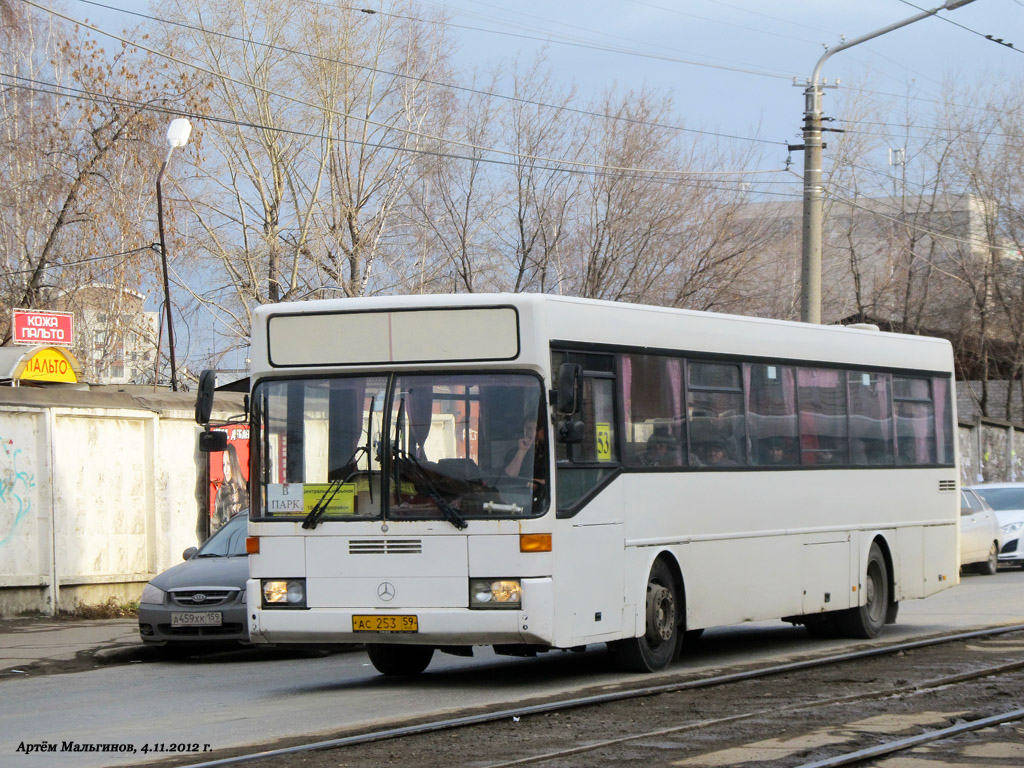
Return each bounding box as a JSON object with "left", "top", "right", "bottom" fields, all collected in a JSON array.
[
  {"left": 302, "top": 484, "right": 356, "bottom": 516},
  {"left": 596, "top": 422, "right": 612, "bottom": 462}
]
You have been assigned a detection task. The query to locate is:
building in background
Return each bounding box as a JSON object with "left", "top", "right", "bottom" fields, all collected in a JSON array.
[{"left": 54, "top": 284, "right": 160, "bottom": 386}]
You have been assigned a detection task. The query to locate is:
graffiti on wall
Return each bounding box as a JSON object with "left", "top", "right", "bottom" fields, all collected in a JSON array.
[{"left": 0, "top": 437, "right": 35, "bottom": 546}]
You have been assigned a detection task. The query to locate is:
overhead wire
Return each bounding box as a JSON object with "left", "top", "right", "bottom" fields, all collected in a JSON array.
[
  {"left": 23, "top": 0, "right": 788, "bottom": 180},
  {"left": 71, "top": 0, "right": 787, "bottom": 148},
  {"left": 896, "top": 0, "right": 1021, "bottom": 54},
  {"left": 1, "top": 69, "right": 802, "bottom": 198},
  {"left": 0, "top": 245, "right": 156, "bottom": 278},
  {"left": 823, "top": 181, "right": 1004, "bottom": 253},
  {"left": 320, "top": 0, "right": 796, "bottom": 80}
]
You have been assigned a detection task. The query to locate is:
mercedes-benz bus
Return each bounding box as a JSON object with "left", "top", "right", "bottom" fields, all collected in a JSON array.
[{"left": 195, "top": 294, "right": 959, "bottom": 674}]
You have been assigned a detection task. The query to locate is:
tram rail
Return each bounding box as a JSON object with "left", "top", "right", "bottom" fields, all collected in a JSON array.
[{"left": 158, "top": 623, "right": 1024, "bottom": 768}]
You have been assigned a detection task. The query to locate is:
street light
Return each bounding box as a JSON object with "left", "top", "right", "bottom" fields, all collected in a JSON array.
[
  {"left": 155, "top": 118, "right": 192, "bottom": 390},
  {"left": 798, "top": 0, "right": 978, "bottom": 324}
]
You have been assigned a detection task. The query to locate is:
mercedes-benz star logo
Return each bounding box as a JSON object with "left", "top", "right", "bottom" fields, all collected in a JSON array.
[{"left": 377, "top": 582, "right": 396, "bottom": 602}]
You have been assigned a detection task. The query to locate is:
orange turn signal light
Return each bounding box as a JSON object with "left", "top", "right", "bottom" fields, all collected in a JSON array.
[
  {"left": 245, "top": 536, "right": 260, "bottom": 554},
  {"left": 520, "top": 533, "right": 551, "bottom": 552}
]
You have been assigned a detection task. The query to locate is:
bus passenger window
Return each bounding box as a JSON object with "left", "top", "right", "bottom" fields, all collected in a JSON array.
[
  {"left": 894, "top": 377, "right": 936, "bottom": 465},
  {"left": 797, "top": 368, "right": 848, "bottom": 465},
  {"left": 621, "top": 354, "right": 685, "bottom": 468},
  {"left": 847, "top": 372, "right": 894, "bottom": 466},
  {"left": 687, "top": 362, "right": 744, "bottom": 466},
  {"left": 746, "top": 364, "right": 799, "bottom": 466}
]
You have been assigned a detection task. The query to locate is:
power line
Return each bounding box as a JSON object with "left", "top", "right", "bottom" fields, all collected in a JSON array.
[
  {"left": 321, "top": 0, "right": 796, "bottom": 80},
  {"left": 23, "top": 0, "right": 788, "bottom": 179},
  {"left": 72, "top": 0, "right": 786, "bottom": 148},
  {"left": 0, "top": 245, "right": 155, "bottom": 278},
  {"left": 896, "top": 0, "right": 1020, "bottom": 54},
  {"left": 1, "top": 69, "right": 801, "bottom": 193}
]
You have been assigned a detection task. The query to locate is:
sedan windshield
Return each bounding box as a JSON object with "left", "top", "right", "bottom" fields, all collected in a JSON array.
[
  {"left": 972, "top": 487, "right": 1024, "bottom": 511},
  {"left": 254, "top": 373, "right": 548, "bottom": 524},
  {"left": 197, "top": 513, "right": 248, "bottom": 557}
]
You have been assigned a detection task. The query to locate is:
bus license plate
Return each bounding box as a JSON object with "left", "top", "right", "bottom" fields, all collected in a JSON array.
[
  {"left": 352, "top": 615, "right": 418, "bottom": 633},
  {"left": 171, "top": 612, "right": 222, "bottom": 627}
]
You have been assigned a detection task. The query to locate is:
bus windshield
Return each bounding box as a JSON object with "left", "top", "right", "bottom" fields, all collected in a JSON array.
[{"left": 254, "top": 372, "right": 548, "bottom": 523}]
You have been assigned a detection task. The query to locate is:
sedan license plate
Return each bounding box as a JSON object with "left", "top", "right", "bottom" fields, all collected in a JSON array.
[
  {"left": 171, "top": 612, "right": 222, "bottom": 627},
  {"left": 352, "top": 615, "right": 418, "bottom": 633}
]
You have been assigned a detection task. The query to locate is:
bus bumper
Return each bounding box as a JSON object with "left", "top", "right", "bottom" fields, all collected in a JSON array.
[{"left": 247, "top": 577, "right": 555, "bottom": 646}]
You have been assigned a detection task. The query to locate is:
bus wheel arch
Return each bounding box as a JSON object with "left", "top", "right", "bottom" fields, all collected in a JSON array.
[{"left": 609, "top": 553, "right": 684, "bottom": 672}]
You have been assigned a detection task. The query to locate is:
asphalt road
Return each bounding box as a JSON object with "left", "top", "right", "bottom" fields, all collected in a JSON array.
[{"left": 2, "top": 569, "right": 1023, "bottom": 768}]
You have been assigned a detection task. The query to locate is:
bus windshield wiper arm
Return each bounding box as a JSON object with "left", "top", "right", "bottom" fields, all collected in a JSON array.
[
  {"left": 394, "top": 448, "right": 468, "bottom": 530},
  {"left": 302, "top": 445, "right": 366, "bottom": 530}
]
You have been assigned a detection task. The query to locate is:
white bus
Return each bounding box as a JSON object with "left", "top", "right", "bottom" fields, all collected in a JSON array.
[{"left": 196, "top": 294, "right": 959, "bottom": 674}]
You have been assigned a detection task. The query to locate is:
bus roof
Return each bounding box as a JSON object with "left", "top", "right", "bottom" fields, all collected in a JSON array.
[{"left": 251, "top": 293, "right": 954, "bottom": 375}]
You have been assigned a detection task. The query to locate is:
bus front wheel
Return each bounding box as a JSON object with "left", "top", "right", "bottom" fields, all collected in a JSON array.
[
  {"left": 366, "top": 644, "right": 434, "bottom": 676},
  {"left": 838, "top": 543, "right": 889, "bottom": 639},
  {"left": 609, "top": 559, "right": 680, "bottom": 672}
]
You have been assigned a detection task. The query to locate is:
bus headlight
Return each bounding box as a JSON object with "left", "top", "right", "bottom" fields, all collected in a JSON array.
[
  {"left": 262, "top": 579, "right": 307, "bottom": 608},
  {"left": 470, "top": 579, "right": 522, "bottom": 609}
]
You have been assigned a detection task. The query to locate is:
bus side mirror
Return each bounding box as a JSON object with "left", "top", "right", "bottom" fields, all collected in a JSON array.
[
  {"left": 557, "top": 419, "right": 585, "bottom": 444},
  {"left": 555, "top": 363, "right": 585, "bottom": 444},
  {"left": 555, "top": 363, "right": 583, "bottom": 416},
  {"left": 195, "top": 369, "right": 217, "bottom": 425},
  {"left": 199, "top": 429, "right": 228, "bottom": 453}
]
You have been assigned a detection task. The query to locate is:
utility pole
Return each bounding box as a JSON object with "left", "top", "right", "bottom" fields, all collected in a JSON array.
[{"left": 797, "top": 0, "right": 978, "bottom": 324}]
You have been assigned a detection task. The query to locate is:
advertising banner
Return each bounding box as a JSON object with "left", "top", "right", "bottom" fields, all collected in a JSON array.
[
  {"left": 208, "top": 424, "right": 250, "bottom": 531},
  {"left": 12, "top": 309, "right": 74, "bottom": 346}
]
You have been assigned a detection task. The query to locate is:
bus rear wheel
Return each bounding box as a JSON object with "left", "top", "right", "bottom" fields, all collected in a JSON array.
[
  {"left": 838, "top": 542, "right": 889, "bottom": 639},
  {"left": 609, "top": 559, "right": 679, "bottom": 672},
  {"left": 366, "top": 644, "right": 434, "bottom": 676}
]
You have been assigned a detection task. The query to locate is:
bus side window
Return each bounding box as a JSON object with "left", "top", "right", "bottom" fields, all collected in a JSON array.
[{"left": 551, "top": 351, "right": 619, "bottom": 515}]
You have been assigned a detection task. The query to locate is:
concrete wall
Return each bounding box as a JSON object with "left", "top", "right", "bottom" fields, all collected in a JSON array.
[
  {"left": 958, "top": 417, "right": 1024, "bottom": 486},
  {"left": 0, "top": 387, "right": 245, "bottom": 616}
]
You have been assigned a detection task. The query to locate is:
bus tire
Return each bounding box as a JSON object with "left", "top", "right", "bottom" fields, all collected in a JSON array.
[
  {"left": 366, "top": 644, "right": 434, "bottom": 676},
  {"left": 608, "top": 559, "right": 679, "bottom": 672},
  {"left": 838, "top": 542, "right": 889, "bottom": 639}
]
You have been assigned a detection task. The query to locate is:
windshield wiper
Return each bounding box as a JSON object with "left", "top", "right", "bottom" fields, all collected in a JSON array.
[
  {"left": 393, "top": 447, "right": 468, "bottom": 530},
  {"left": 301, "top": 445, "right": 366, "bottom": 530}
]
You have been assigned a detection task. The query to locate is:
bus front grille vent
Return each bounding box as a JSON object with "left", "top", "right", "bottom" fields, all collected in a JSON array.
[
  {"left": 938, "top": 480, "right": 956, "bottom": 492},
  {"left": 349, "top": 539, "right": 423, "bottom": 555}
]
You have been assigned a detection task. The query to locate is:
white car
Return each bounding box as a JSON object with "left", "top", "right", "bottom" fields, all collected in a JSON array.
[
  {"left": 966, "top": 483, "right": 1024, "bottom": 569},
  {"left": 959, "top": 489, "right": 1002, "bottom": 575}
]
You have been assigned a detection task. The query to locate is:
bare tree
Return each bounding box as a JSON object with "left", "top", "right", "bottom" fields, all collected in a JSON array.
[{"left": 0, "top": 7, "right": 201, "bottom": 382}]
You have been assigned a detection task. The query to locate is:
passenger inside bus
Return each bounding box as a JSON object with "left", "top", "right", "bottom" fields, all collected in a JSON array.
[
  {"left": 504, "top": 416, "right": 547, "bottom": 489},
  {"left": 703, "top": 440, "right": 737, "bottom": 466},
  {"left": 641, "top": 432, "right": 674, "bottom": 466},
  {"left": 760, "top": 436, "right": 797, "bottom": 465}
]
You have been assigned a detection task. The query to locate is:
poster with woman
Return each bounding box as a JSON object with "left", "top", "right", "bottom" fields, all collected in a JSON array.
[{"left": 209, "top": 425, "right": 250, "bottom": 532}]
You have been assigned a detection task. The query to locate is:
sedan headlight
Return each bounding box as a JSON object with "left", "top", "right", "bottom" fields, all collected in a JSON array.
[
  {"left": 1001, "top": 521, "right": 1023, "bottom": 536},
  {"left": 261, "top": 579, "right": 307, "bottom": 608},
  {"left": 140, "top": 583, "right": 165, "bottom": 605},
  {"left": 470, "top": 578, "right": 522, "bottom": 609}
]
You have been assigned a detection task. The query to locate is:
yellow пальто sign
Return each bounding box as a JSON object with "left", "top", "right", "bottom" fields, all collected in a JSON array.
[{"left": 20, "top": 347, "right": 78, "bottom": 383}]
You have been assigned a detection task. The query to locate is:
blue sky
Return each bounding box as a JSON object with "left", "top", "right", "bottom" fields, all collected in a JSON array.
[
  {"left": 431, "top": 0, "right": 1022, "bottom": 166},
  {"left": 57, "top": 0, "right": 1023, "bottom": 368},
  {"left": 70, "top": 0, "right": 1023, "bottom": 171}
]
